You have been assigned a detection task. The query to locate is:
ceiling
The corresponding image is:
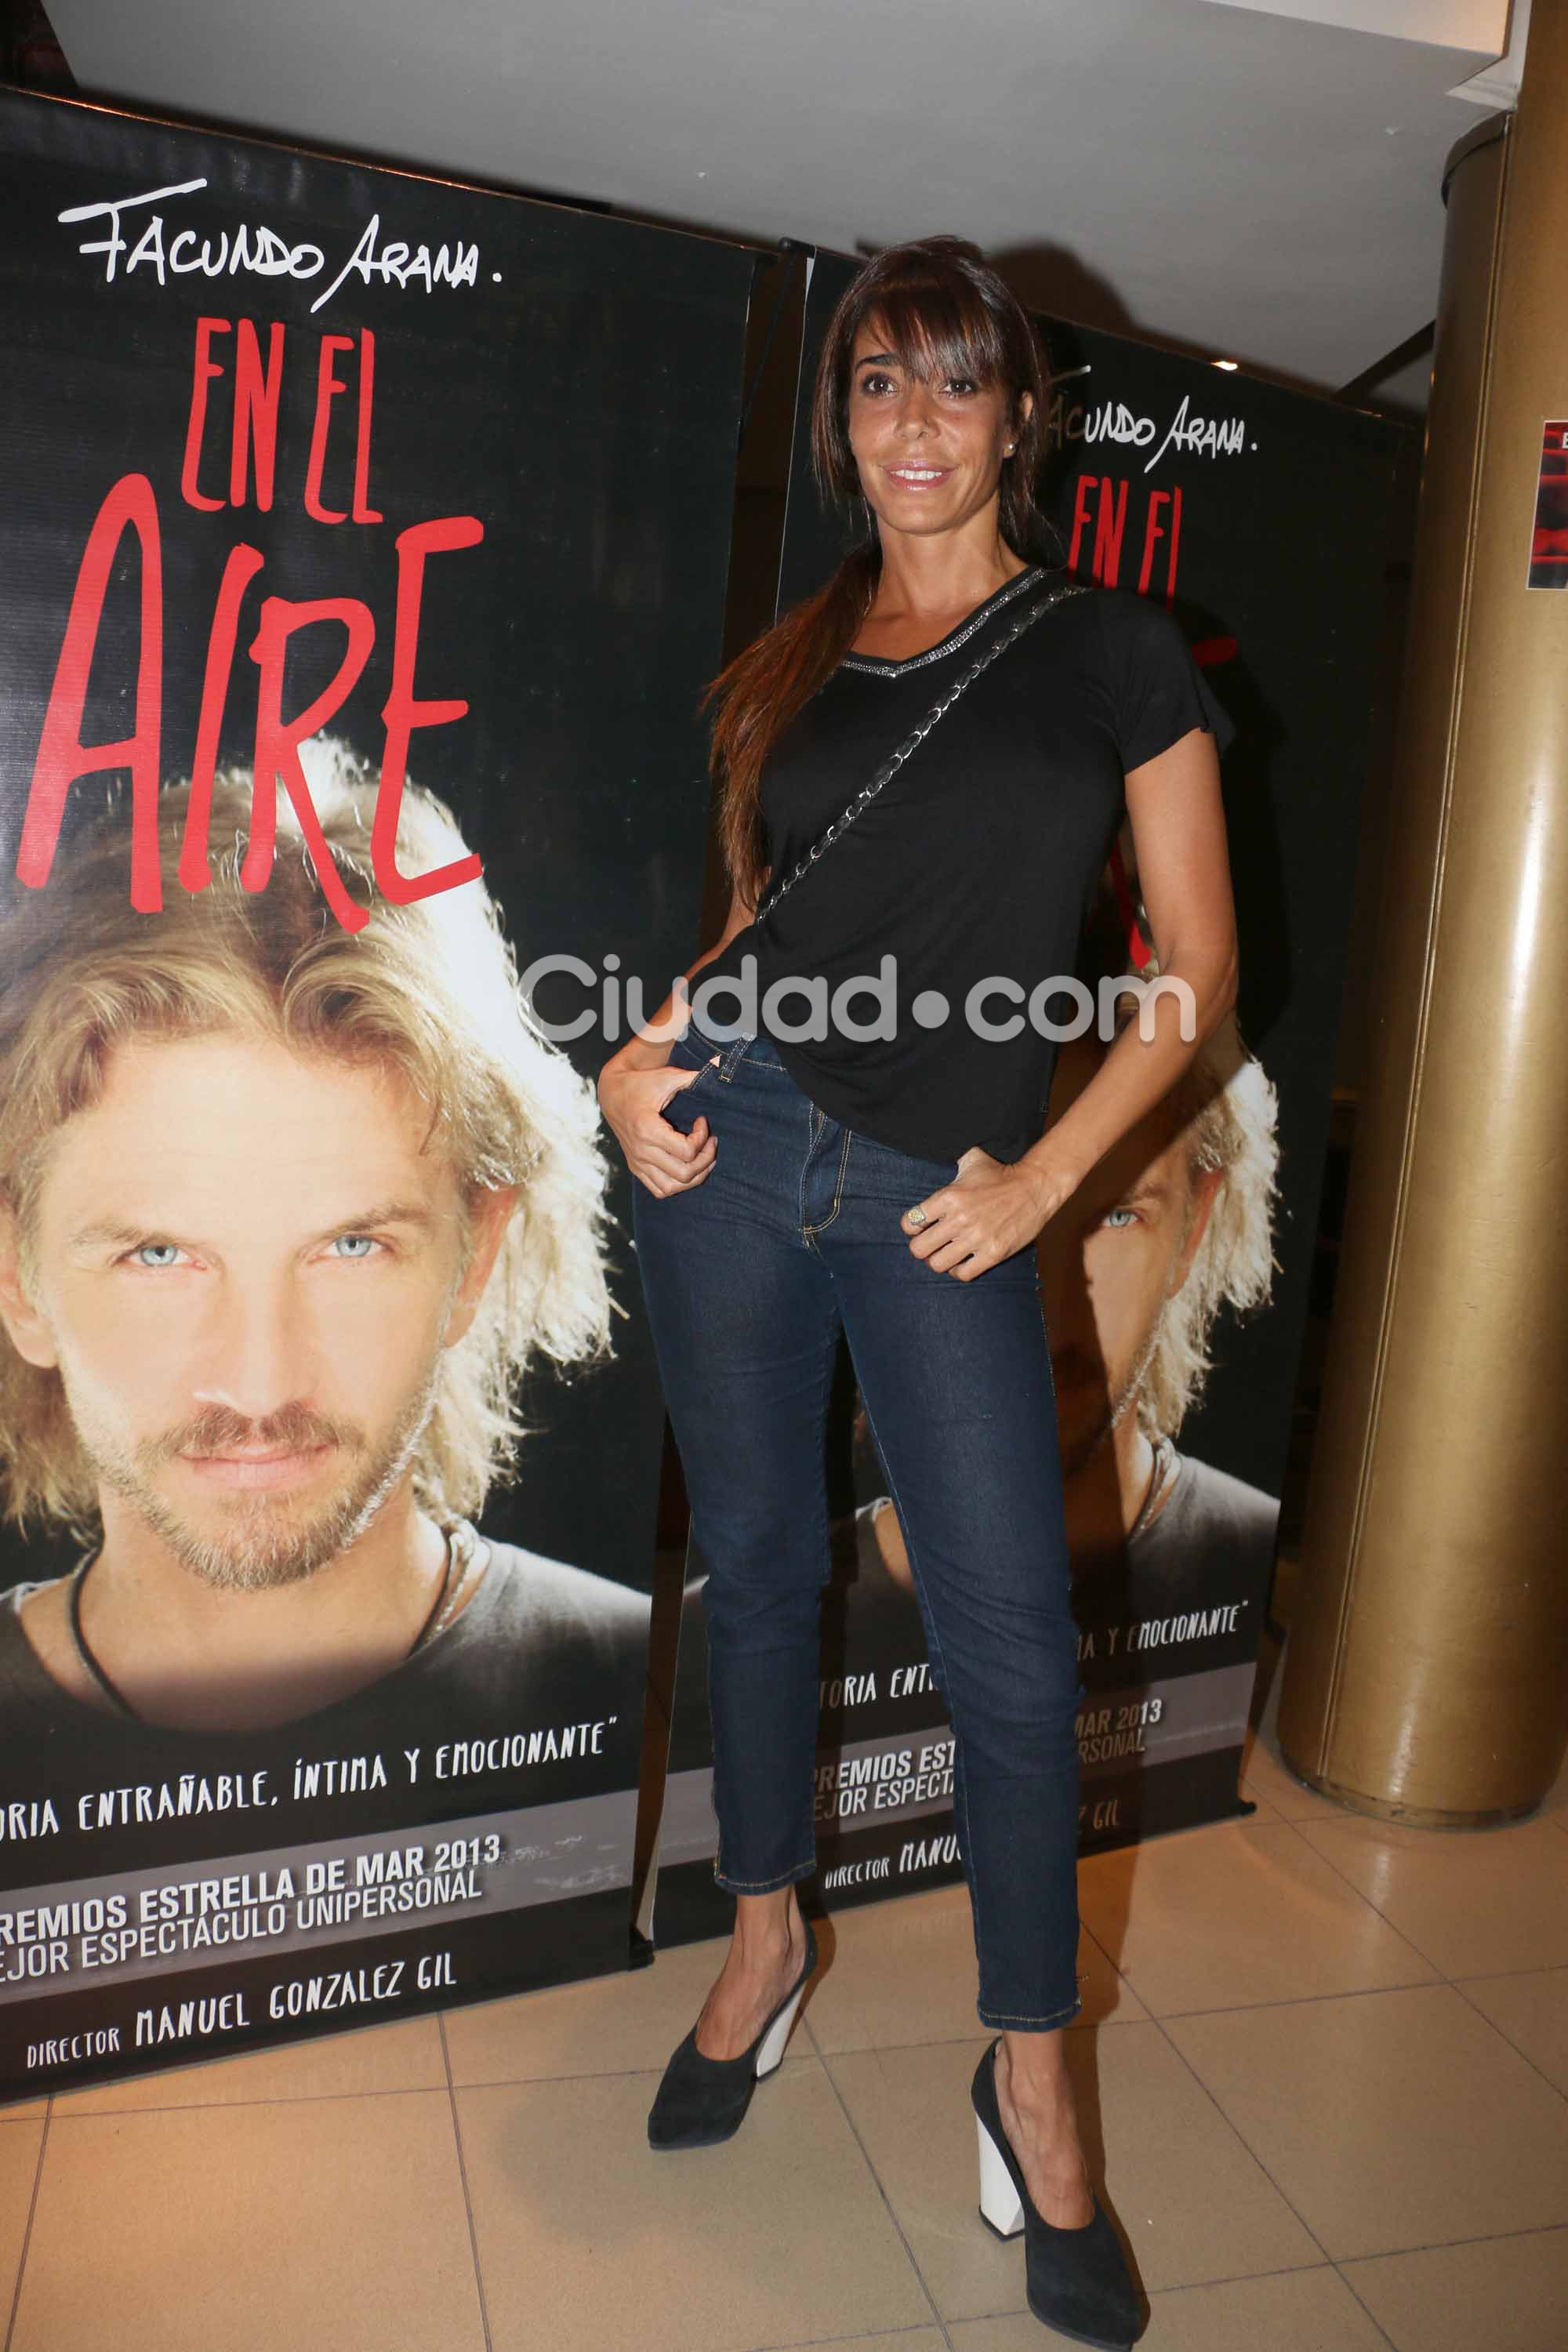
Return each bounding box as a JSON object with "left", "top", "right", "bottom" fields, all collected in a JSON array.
[{"left": 43, "top": 0, "right": 1523, "bottom": 413}]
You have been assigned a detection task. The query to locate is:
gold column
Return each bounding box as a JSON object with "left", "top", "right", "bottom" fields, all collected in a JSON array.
[{"left": 1279, "top": 14, "right": 1568, "bottom": 1824}]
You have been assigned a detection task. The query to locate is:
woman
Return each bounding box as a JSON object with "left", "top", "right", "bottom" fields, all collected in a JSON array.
[{"left": 599, "top": 236, "right": 1236, "bottom": 2350}]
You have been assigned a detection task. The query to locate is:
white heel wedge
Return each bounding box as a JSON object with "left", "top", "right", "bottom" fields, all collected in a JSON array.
[
  {"left": 754, "top": 1975, "right": 810, "bottom": 2078},
  {"left": 977, "top": 2114, "right": 1027, "bottom": 2238}
]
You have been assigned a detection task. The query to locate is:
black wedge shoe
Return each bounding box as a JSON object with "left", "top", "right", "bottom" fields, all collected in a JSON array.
[
  {"left": 971, "top": 2039, "right": 1142, "bottom": 2350},
  {"left": 647, "top": 1921, "right": 818, "bottom": 2151}
]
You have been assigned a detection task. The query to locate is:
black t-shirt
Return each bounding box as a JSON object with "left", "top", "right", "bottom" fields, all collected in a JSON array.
[{"left": 697, "top": 569, "right": 1233, "bottom": 1164}]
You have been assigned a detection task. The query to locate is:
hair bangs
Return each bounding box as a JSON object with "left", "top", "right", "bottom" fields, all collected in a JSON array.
[{"left": 860, "top": 280, "right": 1010, "bottom": 392}]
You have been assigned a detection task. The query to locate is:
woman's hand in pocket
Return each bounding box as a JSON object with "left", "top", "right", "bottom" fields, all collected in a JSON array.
[{"left": 598, "top": 1057, "right": 720, "bottom": 1197}]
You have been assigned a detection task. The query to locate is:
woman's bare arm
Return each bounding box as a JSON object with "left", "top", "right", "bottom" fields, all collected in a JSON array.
[
  {"left": 1026, "top": 724, "right": 1238, "bottom": 1191},
  {"left": 601, "top": 877, "right": 764, "bottom": 1078}
]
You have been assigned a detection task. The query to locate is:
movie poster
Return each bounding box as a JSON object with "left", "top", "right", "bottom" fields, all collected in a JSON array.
[
  {"left": 1526, "top": 418, "right": 1568, "bottom": 587},
  {"left": 653, "top": 251, "right": 1416, "bottom": 1942},
  {"left": 0, "top": 89, "right": 753, "bottom": 2096}
]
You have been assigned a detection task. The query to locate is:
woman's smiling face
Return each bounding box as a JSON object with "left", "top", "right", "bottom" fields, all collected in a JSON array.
[{"left": 847, "top": 311, "right": 1027, "bottom": 545}]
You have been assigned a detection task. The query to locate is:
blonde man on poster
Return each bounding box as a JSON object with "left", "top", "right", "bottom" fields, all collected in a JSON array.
[{"left": 0, "top": 742, "right": 647, "bottom": 1743}]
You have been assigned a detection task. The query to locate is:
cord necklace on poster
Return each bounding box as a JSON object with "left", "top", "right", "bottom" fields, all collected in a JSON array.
[
  {"left": 1128, "top": 1432, "right": 1176, "bottom": 1539},
  {"left": 67, "top": 1523, "right": 477, "bottom": 1723}
]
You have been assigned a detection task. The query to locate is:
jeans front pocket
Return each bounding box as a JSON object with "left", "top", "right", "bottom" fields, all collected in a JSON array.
[{"left": 659, "top": 1034, "right": 721, "bottom": 1134}]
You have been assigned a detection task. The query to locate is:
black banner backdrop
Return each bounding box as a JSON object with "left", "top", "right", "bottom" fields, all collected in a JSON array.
[
  {"left": 654, "top": 249, "right": 1415, "bottom": 1944},
  {"left": 0, "top": 89, "right": 753, "bottom": 2098}
]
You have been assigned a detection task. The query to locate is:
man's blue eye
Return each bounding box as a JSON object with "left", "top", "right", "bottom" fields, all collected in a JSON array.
[
  {"left": 133, "top": 1243, "right": 182, "bottom": 1269},
  {"left": 1103, "top": 1207, "right": 1138, "bottom": 1230},
  {"left": 332, "top": 1235, "right": 378, "bottom": 1259}
]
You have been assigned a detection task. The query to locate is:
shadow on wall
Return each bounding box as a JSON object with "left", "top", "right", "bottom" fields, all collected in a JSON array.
[
  {"left": 993, "top": 242, "right": 1144, "bottom": 342},
  {"left": 1, "top": 0, "right": 74, "bottom": 91},
  {"left": 995, "top": 238, "right": 1401, "bottom": 406}
]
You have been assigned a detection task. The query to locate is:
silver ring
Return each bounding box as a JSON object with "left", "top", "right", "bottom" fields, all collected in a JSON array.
[{"left": 906, "top": 1206, "right": 928, "bottom": 1227}]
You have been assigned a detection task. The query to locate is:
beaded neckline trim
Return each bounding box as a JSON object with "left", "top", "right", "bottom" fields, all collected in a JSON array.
[{"left": 838, "top": 564, "right": 1048, "bottom": 676}]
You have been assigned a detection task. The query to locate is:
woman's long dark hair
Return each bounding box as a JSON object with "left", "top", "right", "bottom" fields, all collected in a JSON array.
[{"left": 709, "top": 237, "right": 1053, "bottom": 909}]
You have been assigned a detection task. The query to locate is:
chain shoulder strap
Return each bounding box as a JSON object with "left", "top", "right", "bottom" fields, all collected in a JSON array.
[{"left": 754, "top": 574, "right": 1093, "bottom": 927}]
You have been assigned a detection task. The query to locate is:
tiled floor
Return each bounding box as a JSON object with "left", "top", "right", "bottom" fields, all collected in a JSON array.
[{"left": 3, "top": 1656, "right": 1566, "bottom": 2352}]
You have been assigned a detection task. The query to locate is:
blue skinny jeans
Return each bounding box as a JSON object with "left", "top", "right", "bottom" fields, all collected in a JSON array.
[{"left": 631, "top": 1017, "right": 1084, "bottom": 2030}]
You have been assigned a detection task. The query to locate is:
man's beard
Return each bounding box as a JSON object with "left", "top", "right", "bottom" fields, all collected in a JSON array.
[
  {"left": 74, "top": 1373, "right": 441, "bottom": 1594},
  {"left": 1051, "top": 1313, "right": 1163, "bottom": 1483}
]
